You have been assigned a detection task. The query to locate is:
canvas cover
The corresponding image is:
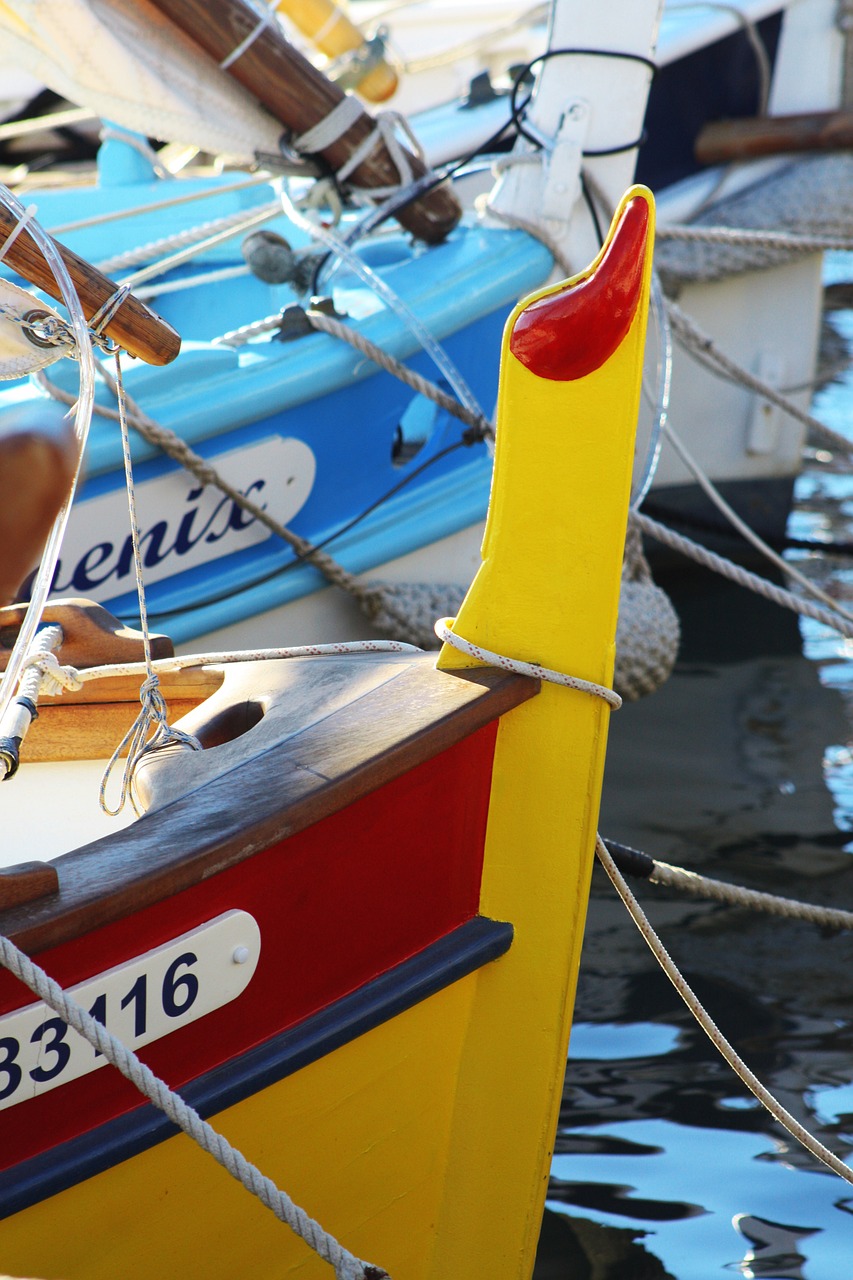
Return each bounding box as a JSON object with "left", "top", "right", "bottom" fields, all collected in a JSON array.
[{"left": 0, "top": 0, "right": 284, "bottom": 161}]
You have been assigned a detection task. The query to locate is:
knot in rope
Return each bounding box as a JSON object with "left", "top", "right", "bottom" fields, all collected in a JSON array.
[
  {"left": 20, "top": 648, "right": 83, "bottom": 697},
  {"left": 100, "top": 672, "right": 202, "bottom": 818},
  {"left": 434, "top": 618, "right": 622, "bottom": 709}
]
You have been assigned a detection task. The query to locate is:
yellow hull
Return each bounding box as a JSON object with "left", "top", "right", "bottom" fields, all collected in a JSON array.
[
  {"left": 2, "top": 966, "right": 539, "bottom": 1280},
  {"left": 0, "top": 188, "right": 654, "bottom": 1280}
]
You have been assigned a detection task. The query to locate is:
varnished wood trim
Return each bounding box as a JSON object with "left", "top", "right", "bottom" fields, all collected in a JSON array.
[
  {"left": 1, "top": 660, "right": 536, "bottom": 953},
  {"left": 0, "top": 600, "right": 174, "bottom": 672},
  {"left": 0, "top": 863, "right": 58, "bottom": 910},
  {"left": 0, "top": 206, "right": 181, "bottom": 365}
]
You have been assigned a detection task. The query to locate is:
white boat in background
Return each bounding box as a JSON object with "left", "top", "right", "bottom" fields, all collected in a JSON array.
[{"left": 405, "top": 0, "right": 852, "bottom": 552}]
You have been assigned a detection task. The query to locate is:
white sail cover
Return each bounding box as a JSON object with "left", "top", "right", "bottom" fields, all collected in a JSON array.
[{"left": 0, "top": 0, "right": 285, "bottom": 161}]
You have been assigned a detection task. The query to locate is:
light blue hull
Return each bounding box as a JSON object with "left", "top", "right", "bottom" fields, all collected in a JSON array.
[{"left": 4, "top": 155, "right": 552, "bottom": 643}]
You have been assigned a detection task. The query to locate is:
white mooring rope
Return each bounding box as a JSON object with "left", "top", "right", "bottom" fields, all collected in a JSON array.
[
  {"left": 437, "top": 620, "right": 853, "bottom": 1186},
  {"left": 595, "top": 837, "right": 853, "bottom": 1185}
]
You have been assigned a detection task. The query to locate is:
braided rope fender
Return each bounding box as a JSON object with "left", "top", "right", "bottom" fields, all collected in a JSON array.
[{"left": 615, "top": 577, "right": 680, "bottom": 700}]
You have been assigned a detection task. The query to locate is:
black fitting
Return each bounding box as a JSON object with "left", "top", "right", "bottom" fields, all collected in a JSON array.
[{"left": 601, "top": 837, "right": 656, "bottom": 880}]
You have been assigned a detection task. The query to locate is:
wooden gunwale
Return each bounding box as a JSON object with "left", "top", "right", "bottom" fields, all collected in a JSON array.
[{"left": 0, "top": 657, "right": 536, "bottom": 955}]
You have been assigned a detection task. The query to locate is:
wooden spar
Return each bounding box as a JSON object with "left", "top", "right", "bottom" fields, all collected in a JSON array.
[
  {"left": 696, "top": 109, "right": 853, "bottom": 164},
  {"left": 0, "top": 206, "right": 181, "bottom": 366},
  {"left": 144, "top": 0, "right": 461, "bottom": 243},
  {"left": 272, "top": 0, "right": 398, "bottom": 103}
]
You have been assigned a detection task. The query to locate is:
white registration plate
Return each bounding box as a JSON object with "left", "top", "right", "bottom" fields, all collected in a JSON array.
[{"left": 0, "top": 910, "right": 260, "bottom": 1110}]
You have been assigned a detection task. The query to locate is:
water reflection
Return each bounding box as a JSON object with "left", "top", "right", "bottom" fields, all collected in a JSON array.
[{"left": 733, "top": 1215, "right": 819, "bottom": 1280}]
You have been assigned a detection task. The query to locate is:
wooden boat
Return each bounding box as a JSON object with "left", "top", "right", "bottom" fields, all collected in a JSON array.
[{"left": 0, "top": 182, "right": 653, "bottom": 1277}]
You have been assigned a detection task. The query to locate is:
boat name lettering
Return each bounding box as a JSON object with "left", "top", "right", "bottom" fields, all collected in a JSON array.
[
  {"left": 0, "top": 910, "right": 261, "bottom": 1110},
  {"left": 45, "top": 436, "right": 317, "bottom": 605},
  {"left": 52, "top": 480, "right": 268, "bottom": 594}
]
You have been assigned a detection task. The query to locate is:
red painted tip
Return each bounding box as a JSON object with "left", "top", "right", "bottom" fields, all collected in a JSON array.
[{"left": 509, "top": 195, "right": 650, "bottom": 382}]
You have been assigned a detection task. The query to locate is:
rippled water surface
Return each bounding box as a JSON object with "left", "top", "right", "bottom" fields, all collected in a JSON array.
[{"left": 535, "top": 266, "right": 853, "bottom": 1279}]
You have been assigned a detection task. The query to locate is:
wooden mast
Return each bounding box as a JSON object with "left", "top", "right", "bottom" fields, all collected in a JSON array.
[
  {"left": 0, "top": 206, "right": 180, "bottom": 366},
  {"left": 144, "top": 0, "right": 461, "bottom": 244}
]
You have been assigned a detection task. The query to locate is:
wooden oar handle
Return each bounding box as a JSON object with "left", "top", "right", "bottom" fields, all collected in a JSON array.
[
  {"left": 146, "top": 0, "right": 461, "bottom": 244},
  {"left": 0, "top": 415, "right": 78, "bottom": 608},
  {"left": 696, "top": 110, "right": 853, "bottom": 165},
  {"left": 0, "top": 205, "right": 181, "bottom": 365}
]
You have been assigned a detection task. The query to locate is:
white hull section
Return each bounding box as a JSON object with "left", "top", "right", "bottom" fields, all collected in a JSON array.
[{"left": 176, "top": 520, "right": 487, "bottom": 653}]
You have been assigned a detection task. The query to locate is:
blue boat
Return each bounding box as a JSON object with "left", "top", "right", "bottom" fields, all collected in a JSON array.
[
  {"left": 0, "top": 0, "right": 846, "bottom": 651},
  {"left": 0, "top": 0, "right": 666, "bottom": 651}
]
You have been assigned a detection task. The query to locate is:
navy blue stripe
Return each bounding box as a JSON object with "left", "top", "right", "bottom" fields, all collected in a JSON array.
[{"left": 0, "top": 915, "right": 512, "bottom": 1218}]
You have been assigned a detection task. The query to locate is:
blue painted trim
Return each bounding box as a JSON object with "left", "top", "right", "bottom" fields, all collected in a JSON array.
[
  {"left": 0, "top": 916, "right": 512, "bottom": 1219},
  {"left": 143, "top": 448, "right": 494, "bottom": 643}
]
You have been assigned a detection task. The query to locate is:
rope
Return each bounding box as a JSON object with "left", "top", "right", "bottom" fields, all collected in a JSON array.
[
  {"left": 98, "top": 354, "right": 202, "bottom": 817},
  {"left": 0, "top": 625, "right": 67, "bottom": 781},
  {"left": 595, "top": 836, "right": 853, "bottom": 1185},
  {"left": 434, "top": 617, "right": 622, "bottom": 709},
  {"left": 615, "top": 516, "right": 680, "bottom": 700},
  {"left": 665, "top": 299, "right": 853, "bottom": 459},
  {"left": 304, "top": 310, "right": 492, "bottom": 437},
  {"left": 0, "top": 202, "right": 37, "bottom": 265},
  {"left": 219, "top": 0, "right": 279, "bottom": 69},
  {"left": 47, "top": 174, "right": 276, "bottom": 238},
  {"left": 603, "top": 838, "right": 853, "bottom": 930},
  {"left": 658, "top": 224, "right": 853, "bottom": 254},
  {"left": 215, "top": 305, "right": 489, "bottom": 436},
  {"left": 294, "top": 96, "right": 364, "bottom": 155},
  {"left": 56, "top": 639, "right": 421, "bottom": 688},
  {"left": 94, "top": 202, "right": 278, "bottom": 273},
  {"left": 0, "top": 934, "right": 388, "bottom": 1280},
  {"left": 665, "top": 2, "right": 772, "bottom": 113},
  {"left": 20, "top": 646, "right": 83, "bottom": 697},
  {"left": 637, "top": 511, "right": 853, "bottom": 636},
  {"left": 292, "top": 99, "right": 423, "bottom": 202},
  {"left": 116, "top": 205, "right": 284, "bottom": 290},
  {"left": 33, "top": 363, "right": 453, "bottom": 647},
  {"left": 483, "top": 200, "right": 572, "bottom": 274},
  {"left": 659, "top": 416, "right": 853, "bottom": 627}
]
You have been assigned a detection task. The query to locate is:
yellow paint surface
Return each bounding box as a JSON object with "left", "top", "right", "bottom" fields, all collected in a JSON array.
[{"left": 433, "top": 187, "right": 655, "bottom": 1276}]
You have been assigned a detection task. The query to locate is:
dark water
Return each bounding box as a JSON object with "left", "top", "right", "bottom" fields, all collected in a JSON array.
[{"left": 535, "top": 266, "right": 853, "bottom": 1279}]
